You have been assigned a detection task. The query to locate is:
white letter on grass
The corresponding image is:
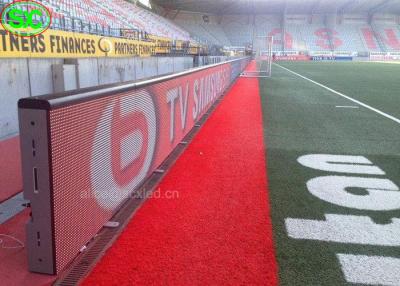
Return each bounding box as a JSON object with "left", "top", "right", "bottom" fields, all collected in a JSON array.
[
  {"left": 307, "top": 176, "right": 400, "bottom": 210},
  {"left": 337, "top": 254, "right": 400, "bottom": 286},
  {"left": 286, "top": 214, "right": 400, "bottom": 246},
  {"left": 297, "top": 154, "right": 385, "bottom": 175}
]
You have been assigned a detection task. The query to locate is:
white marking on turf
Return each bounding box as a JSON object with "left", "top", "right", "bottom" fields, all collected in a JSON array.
[
  {"left": 307, "top": 176, "right": 400, "bottom": 211},
  {"left": 335, "top": 106, "right": 359, "bottom": 109},
  {"left": 337, "top": 254, "right": 400, "bottom": 286},
  {"left": 274, "top": 63, "right": 400, "bottom": 125},
  {"left": 286, "top": 214, "right": 400, "bottom": 246},
  {"left": 297, "top": 154, "right": 385, "bottom": 175},
  {"left": 297, "top": 155, "right": 400, "bottom": 210}
]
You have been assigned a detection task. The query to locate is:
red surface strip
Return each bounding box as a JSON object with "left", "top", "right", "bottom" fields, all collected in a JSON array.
[
  {"left": 83, "top": 61, "right": 278, "bottom": 285},
  {"left": 0, "top": 209, "right": 55, "bottom": 286},
  {"left": 0, "top": 136, "right": 22, "bottom": 203}
]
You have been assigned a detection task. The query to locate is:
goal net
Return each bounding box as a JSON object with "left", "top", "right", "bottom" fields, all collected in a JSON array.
[{"left": 241, "top": 36, "right": 273, "bottom": 78}]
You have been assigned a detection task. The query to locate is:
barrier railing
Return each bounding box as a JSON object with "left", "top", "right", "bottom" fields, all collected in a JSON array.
[{"left": 18, "top": 57, "right": 251, "bottom": 275}]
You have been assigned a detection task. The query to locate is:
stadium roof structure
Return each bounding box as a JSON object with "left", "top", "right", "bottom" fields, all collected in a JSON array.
[{"left": 153, "top": 0, "right": 400, "bottom": 15}]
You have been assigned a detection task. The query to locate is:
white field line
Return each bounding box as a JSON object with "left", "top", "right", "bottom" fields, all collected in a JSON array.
[
  {"left": 274, "top": 63, "right": 400, "bottom": 125},
  {"left": 372, "top": 61, "right": 400, "bottom": 65},
  {"left": 335, "top": 106, "right": 359, "bottom": 109}
]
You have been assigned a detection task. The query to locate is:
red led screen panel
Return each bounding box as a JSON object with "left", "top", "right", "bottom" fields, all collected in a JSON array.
[{"left": 18, "top": 57, "right": 250, "bottom": 274}]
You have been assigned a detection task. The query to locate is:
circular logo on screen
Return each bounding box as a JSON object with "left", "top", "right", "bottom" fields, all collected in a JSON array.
[{"left": 90, "top": 90, "right": 157, "bottom": 210}]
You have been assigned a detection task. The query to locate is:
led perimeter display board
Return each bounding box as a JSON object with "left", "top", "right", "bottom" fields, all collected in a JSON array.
[{"left": 18, "top": 57, "right": 250, "bottom": 275}]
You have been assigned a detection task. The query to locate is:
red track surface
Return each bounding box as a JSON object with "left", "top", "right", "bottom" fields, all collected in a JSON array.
[
  {"left": 83, "top": 62, "right": 278, "bottom": 285},
  {"left": 0, "top": 136, "right": 22, "bottom": 203},
  {"left": 0, "top": 139, "right": 55, "bottom": 286},
  {"left": 0, "top": 209, "right": 55, "bottom": 286}
]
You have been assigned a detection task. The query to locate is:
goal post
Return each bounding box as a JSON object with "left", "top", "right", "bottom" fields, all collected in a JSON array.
[{"left": 241, "top": 36, "right": 274, "bottom": 78}]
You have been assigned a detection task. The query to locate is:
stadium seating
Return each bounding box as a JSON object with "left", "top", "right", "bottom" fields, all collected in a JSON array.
[
  {"left": 223, "top": 23, "right": 253, "bottom": 46},
  {"left": 285, "top": 24, "right": 304, "bottom": 51},
  {"left": 221, "top": 18, "right": 282, "bottom": 49},
  {"left": 173, "top": 13, "right": 400, "bottom": 53},
  {"left": 300, "top": 24, "right": 326, "bottom": 51},
  {"left": 1, "top": 0, "right": 399, "bottom": 53},
  {"left": 254, "top": 19, "right": 282, "bottom": 51},
  {"left": 371, "top": 24, "right": 400, "bottom": 51},
  {"left": 107, "top": 0, "right": 190, "bottom": 40},
  {"left": 0, "top": 0, "right": 190, "bottom": 40},
  {"left": 201, "top": 23, "right": 232, "bottom": 46},
  {"left": 173, "top": 20, "right": 231, "bottom": 46},
  {"left": 174, "top": 20, "right": 221, "bottom": 45},
  {"left": 43, "top": 0, "right": 125, "bottom": 36},
  {"left": 180, "top": 17, "right": 400, "bottom": 53},
  {"left": 334, "top": 25, "right": 369, "bottom": 52}
]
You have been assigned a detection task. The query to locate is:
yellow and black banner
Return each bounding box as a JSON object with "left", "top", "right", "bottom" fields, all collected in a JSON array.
[
  {"left": 0, "top": 27, "right": 203, "bottom": 58},
  {"left": 0, "top": 27, "right": 158, "bottom": 58}
]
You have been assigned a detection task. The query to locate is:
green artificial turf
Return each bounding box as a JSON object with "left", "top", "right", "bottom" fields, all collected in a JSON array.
[
  {"left": 259, "top": 62, "right": 400, "bottom": 285},
  {"left": 277, "top": 61, "right": 400, "bottom": 119}
]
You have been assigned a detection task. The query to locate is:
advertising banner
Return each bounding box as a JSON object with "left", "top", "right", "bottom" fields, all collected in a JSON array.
[
  {"left": 370, "top": 54, "right": 400, "bottom": 61},
  {"left": 311, "top": 56, "right": 353, "bottom": 61},
  {"left": 18, "top": 57, "right": 250, "bottom": 274},
  {"left": 0, "top": 27, "right": 203, "bottom": 58},
  {"left": 0, "top": 27, "right": 156, "bottom": 58},
  {"left": 274, "top": 55, "right": 311, "bottom": 61}
]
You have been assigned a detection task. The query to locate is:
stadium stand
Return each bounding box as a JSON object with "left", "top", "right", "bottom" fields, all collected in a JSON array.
[
  {"left": 106, "top": 0, "right": 190, "bottom": 39},
  {"left": 254, "top": 19, "right": 283, "bottom": 51},
  {"left": 175, "top": 15, "right": 400, "bottom": 54},
  {"left": 334, "top": 24, "right": 369, "bottom": 52},
  {"left": 173, "top": 18, "right": 230, "bottom": 46},
  {"left": 223, "top": 22, "right": 253, "bottom": 46},
  {"left": 301, "top": 25, "right": 329, "bottom": 50},
  {"left": 174, "top": 19, "right": 220, "bottom": 45},
  {"left": 201, "top": 23, "right": 232, "bottom": 46},
  {"left": 284, "top": 24, "right": 308, "bottom": 51},
  {"left": 371, "top": 23, "right": 400, "bottom": 51},
  {"left": 1, "top": 0, "right": 398, "bottom": 54},
  {"left": 254, "top": 18, "right": 277, "bottom": 38},
  {"left": 0, "top": 0, "right": 190, "bottom": 40},
  {"left": 2, "top": 0, "right": 398, "bottom": 54}
]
